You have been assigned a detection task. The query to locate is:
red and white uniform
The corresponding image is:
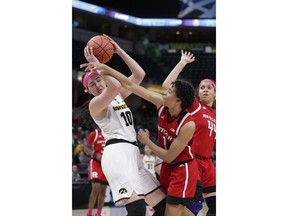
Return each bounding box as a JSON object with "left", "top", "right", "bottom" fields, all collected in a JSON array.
[
  {"left": 157, "top": 105, "right": 199, "bottom": 206},
  {"left": 87, "top": 129, "right": 108, "bottom": 184},
  {"left": 188, "top": 98, "right": 216, "bottom": 192}
]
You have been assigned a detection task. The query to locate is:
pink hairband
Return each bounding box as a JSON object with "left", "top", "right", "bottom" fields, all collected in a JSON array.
[
  {"left": 82, "top": 70, "right": 100, "bottom": 89},
  {"left": 199, "top": 79, "right": 216, "bottom": 91}
]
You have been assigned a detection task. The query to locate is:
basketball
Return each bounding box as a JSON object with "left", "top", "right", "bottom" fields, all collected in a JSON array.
[{"left": 86, "top": 35, "right": 114, "bottom": 63}]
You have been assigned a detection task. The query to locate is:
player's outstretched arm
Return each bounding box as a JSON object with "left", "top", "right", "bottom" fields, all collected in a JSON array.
[
  {"left": 81, "top": 59, "right": 163, "bottom": 108},
  {"left": 100, "top": 64, "right": 163, "bottom": 108},
  {"left": 103, "top": 34, "right": 145, "bottom": 86},
  {"left": 82, "top": 43, "right": 144, "bottom": 100},
  {"left": 162, "top": 50, "right": 195, "bottom": 90}
]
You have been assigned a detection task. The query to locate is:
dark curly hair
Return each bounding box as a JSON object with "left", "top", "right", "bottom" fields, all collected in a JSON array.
[{"left": 172, "top": 79, "right": 196, "bottom": 110}]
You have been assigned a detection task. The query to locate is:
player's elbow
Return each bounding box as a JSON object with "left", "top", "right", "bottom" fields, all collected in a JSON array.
[
  {"left": 139, "top": 70, "right": 146, "bottom": 80},
  {"left": 123, "top": 81, "right": 136, "bottom": 92},
  {"left": 134, "top": 71, "right": 145, "bottom": 83}
]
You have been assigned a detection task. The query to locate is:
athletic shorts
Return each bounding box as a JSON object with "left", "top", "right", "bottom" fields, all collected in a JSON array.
[
  {"left": 160, "top": 159, "right": 198, "bottom": 207},
  {"left": 196, "top": 158, "right": 216, "bottom": 193},
  {"left": 101, "top": 142, "right": 161, "bottom": 206},
  {"left": 88, "top": 159, "right": 108, "bottom": 184}
]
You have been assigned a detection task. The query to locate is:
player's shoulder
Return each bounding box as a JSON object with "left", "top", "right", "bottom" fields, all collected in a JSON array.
[
  {"left": 87, "top": 131, "right": 96, "bottom": 140},
  {"left": 89, "top": 131, "right": 96, "bottom": 136},
  {"left": 187, "top": 97, "right": 201, "bottom": 115}
]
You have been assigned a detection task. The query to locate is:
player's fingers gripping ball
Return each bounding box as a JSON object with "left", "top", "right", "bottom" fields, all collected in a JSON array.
[{"left": 86, "top": 35, "right": 115, "bottom": 63}]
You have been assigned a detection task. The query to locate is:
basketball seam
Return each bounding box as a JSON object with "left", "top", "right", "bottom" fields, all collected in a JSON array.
[{"left": 87, "top": 36, "right": 114, "bottom": 63}]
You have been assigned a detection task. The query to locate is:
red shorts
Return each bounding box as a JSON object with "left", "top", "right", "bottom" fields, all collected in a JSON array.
[
  {"left": 196, "top": 158, "right": 216, "bottom": 192},
  {"left": 88, "top": 159, "right": 108, "bottom": 184},
  {"left": 160, "top": 159, "right": 198, "bottom": 207}
]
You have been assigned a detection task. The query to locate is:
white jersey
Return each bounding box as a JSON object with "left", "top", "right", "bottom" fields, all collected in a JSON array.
[
  {"left": 93, "top": 94, "right": 137, "bottom": 143},
  {"left": 92, "top": 95, "right": 163, "bottom": 206}
]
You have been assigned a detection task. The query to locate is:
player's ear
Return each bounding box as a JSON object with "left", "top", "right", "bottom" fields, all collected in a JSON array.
[{"left": 84, "top": 89, "right": 91, "bottom": 94}]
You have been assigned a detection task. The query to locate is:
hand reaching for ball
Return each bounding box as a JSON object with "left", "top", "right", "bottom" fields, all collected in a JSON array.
[
  {"left": 84, "top": 46, "right": 99, "bottom": 63},
  {"left": 80, "top": 47, "right": 102, "bottom": 72},
  {"left": 103, "top": 34, "right": 122, "bottom": 54},
  {"left": 85, "top": 35, "right": 114, "bottom": 63}
]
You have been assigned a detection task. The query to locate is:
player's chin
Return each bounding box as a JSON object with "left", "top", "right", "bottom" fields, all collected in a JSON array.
[
  {"left": 200, "top": 95, "right": 209, "bottom": 100},
  {"left": 97, "top": 89, "right": 104, "bottom": 95},
  {"left": 200, "top": 97, "right": 212, "bottom": 104}
]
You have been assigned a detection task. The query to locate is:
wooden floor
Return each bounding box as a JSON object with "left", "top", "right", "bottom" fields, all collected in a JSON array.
[{"left": 72, "top": 203, "right": 208, "bottom": 216}]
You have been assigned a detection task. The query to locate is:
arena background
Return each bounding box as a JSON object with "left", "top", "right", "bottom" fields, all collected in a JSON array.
[
  {"left": 1, "top": 1, "right": 288, "bottom": 216},
  {"left": 72, "top": 0, "right": 215, "bottom": 215}
]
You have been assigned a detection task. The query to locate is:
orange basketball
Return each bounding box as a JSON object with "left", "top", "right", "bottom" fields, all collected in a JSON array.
[{"left": 86, "top": 35, "right": 114, "bottom": 63}]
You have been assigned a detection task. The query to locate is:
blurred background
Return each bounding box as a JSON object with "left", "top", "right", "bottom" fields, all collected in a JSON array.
[{"left": 72, "top": 0, "right": 216, "bottom": 213}]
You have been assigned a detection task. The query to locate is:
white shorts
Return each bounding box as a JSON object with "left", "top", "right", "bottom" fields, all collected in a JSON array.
[{"left": 102, "top": 142, "right": 161, "bottom": 206}]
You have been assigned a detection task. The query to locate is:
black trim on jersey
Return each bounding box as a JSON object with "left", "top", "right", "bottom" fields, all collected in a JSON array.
[
  {"left": 167, "top": 159, "right": 193, "bottom": 166},
  {"left": 144, "top": 185, "right": 162, "bottom": 196},
  {"left": 90, "top": 179, "right": 100, "bottom": 183},
  {"left": 195, "top": 154, "right": 212, "bottom": 160},
  {"left": 89, "top": 179, "right": 109, "bottom": 185},
  {"left": 114, "top": 194, "right": 145, "bottom": 205},
  {"left": 105, "top": 138, "right": 138, "bottom": 147},
  {"left": 166, "top": 195, "right": 193, "bottom": 207},
  {"left": 165, "top": 106, "right": 188, "bottom": 124},
  {"left": 203, "top": 185, "right": 216, "bottom": 193}
]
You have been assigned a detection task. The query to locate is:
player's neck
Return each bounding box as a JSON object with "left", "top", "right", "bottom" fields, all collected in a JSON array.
[
  {"left": 201, "top": 98, "right": 213, "bottom": 107},
  {"left": 169, "top": 106, "right": 182, "bottom": 118}
]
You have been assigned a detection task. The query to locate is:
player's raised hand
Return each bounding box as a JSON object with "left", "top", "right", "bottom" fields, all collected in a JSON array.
[
  {"left": 80, "top": 47, "right": 100, "bottom": 71},
  {"left": 180, "top": 50, "right": 195, "bottom": 66},
  {"left": 84, "top": 46, "right": 99, "bottom": 63},
  {"left": 103, "top": 34, "right": 122, "bottom": 54},
  {"left": 80, "top": 62, "right": 97, "bottom": 72}
]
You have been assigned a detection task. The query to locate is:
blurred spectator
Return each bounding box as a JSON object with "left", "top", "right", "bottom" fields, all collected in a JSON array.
[
  {"left": 73, "top": 139, "right": 83, "bottom": 164},
  {"left": 78, "top": 150, "right": 91, "bottom": 163},
  {"left": 75, "top": 139, "right": 84, "bottom": 153},
  {"left": 142, "top": 145, "right": 157, "bottom": 178},
  {"left": 72, "top": 165, "right": 82, "bottom": 182}
]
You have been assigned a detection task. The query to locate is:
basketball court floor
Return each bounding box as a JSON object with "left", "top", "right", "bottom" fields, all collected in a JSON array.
[{"left": 72, "top": 203, "right": 208, "bottom": 216}]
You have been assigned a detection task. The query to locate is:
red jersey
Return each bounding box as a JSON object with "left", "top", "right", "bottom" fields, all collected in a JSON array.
[
  {"left": 86, "top": 129, "right": 105, "bottom": 155},
  {"left": 157, "top": 105, "right": 194, "bottom": 164},
  {"left": 188, "top": 98, "right": 216, "bottom": 158}
]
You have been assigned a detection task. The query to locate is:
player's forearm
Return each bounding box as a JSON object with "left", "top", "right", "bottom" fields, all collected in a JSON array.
[
  {"left": 143, "top": 139, "right": 173, "bottom": 164},
  {"left": 162, "top": 61, "right": 185, "bottom": 89},
  {"left": 117, "top": 49, "right": 145, "bottom": 80},
  {"left": 101, "top": 64, "right": 134, "bottom": 88},
  {"left": 93, "top": 153, "right": 102, "bottom": 161},
  {"left": 83, "top": 145, "right": 93, "bottom": 156}
]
